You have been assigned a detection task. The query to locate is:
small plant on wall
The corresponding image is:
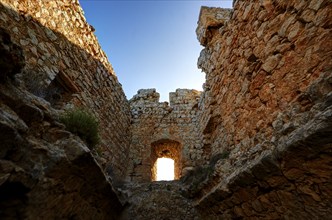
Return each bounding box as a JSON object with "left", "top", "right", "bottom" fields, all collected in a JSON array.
[{"left": 60, "top": 108, "right": 100, "bottom": 149}]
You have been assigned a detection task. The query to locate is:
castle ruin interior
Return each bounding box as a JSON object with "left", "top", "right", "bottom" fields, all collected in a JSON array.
[{"left": 0, "top": 0, "right": 331, "bottom": 219}]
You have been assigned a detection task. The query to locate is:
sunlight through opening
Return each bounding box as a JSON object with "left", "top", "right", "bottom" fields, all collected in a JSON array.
[{"left": 156, "top": 158, "right": 174, "bottom": 181}]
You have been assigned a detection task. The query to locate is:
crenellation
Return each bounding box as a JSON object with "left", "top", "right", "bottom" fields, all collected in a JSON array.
[
  {"left": 130, "top": 88, "right": 160, "bottom": 103},
  {"left": 128, "top": 88, "right": 204, "bottom": 182},
  {"left": 169, "top": 88, "right": 201, "bottom": 107}
]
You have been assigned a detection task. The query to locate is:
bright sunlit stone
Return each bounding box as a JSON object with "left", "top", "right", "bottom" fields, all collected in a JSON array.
[{"left": 156, "top": 158, "right": 174, "bottom": 181}]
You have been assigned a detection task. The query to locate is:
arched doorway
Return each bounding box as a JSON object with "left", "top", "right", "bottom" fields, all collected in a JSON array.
[{"left": 151, "top": 139, "right": 181, "bottom": 181}]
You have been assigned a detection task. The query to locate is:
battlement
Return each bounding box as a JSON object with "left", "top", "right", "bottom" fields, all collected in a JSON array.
[
  {"left": 129, "top": 89, "right": 160, "bottom": 104},
  {"left": 169, "top": 89, "right": 201, "bottom": 107},
  {"left": 130, "top": 88, "right": 201, "bottom": 107},
  {"left": 128, "top": 88, "right": 203, "bottom": 182}
]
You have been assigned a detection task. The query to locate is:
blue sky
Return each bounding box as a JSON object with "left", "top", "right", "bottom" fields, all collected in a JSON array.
[{"left": 79, "top": 0, "right": 233, "bottom": 101}]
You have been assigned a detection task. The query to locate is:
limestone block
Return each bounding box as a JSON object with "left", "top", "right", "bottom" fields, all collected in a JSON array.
[{"left": 196, "top": 7, "right": 232, "bottom": 46}]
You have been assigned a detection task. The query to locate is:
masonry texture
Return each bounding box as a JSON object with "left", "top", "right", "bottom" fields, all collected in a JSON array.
[
  {"left": 195, "top": 0, "right": 332, "bottom": 218},
  {"left": 0, "top": 0, "right": 131, "bottom": 179},
  {"left": 0, "top": 0, "right": 331, "bottom": 219},
  {"left": 128, "top": 88, "right": 202, "bottom": 182}
]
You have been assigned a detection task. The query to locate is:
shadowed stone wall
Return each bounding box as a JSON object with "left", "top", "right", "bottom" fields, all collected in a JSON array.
[
  {"left": 0, "top": 0, "right": 131, "bottom": 179},
  {"left": 0, "top": 21, "right": 122, "bottom": 220}
]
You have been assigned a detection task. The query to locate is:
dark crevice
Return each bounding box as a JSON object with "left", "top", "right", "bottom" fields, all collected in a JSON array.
[{"left": 0, "top": 181, "right": 30, "bottom": 219}]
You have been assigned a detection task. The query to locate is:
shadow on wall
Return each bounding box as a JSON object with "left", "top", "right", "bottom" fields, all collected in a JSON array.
[
  {"left": 0, "top": 3, "right": 128, "bottom": 219},
  {"left": 0, "top": 2, "right": 131, "bottom": 180}
]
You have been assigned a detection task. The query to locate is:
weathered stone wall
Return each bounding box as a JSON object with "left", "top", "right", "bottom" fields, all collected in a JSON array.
[
  {"left": 195, "top": 0, "right": 332, "bottom": 218},
  {"left": 0, "top": 28, "right": 122, "bottom": 219},
  {"left": 197, "top": 0, "right": 332, "bottom": 179},
  {"left": 0, "top": 0, "right": 131, "bottom": 178},
  {"left": 1, "top": 0, "right": 331, "bottom": 218},
  {"left": 127, "top": 89, "right": 203, "bottom": 182}
]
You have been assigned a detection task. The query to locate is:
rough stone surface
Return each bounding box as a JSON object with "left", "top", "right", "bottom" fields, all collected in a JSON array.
[
  {"left": 195, "top": 0, "right": 332, "bottom": 218},
  {"left": 0, "top": 0, "right": 131, "bottom": 179},
  {"left": 128, "top": 89, "right": 203, "bottom": 182},
  {"left": 196, "top": 7, "right": 232, "bottom": 47},
  {"left": 197, "top": 0, "right": 332, "bottom": 180},
  {"left": 0, "top": 76, "right": 122, "bottom": 219},
  {"left": 120, "top": 182, "right": 200, "bottom": 220},
  {"left": 0, "top": 0, "right": 331, "bottom": 219},
  {"left": 0, "top": 27, "right": 25, "bottom": 82}
]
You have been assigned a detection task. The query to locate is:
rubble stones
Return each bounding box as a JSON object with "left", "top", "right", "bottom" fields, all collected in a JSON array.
[{"left": 0, "top": 82, "right": 122, "bottom": 219}]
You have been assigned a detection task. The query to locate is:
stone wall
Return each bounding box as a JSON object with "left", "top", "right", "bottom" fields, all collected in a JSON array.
[
  {"left": 0, "top": 0, "right": 131, "bottom": 178},
  {"left": 0, "top": 28, "right": 123, "bottom": 219},
  {"left": 197, "top": 0, "right": 332, "bottom": 180},
  {"left": 195, "top": 0, "right": 332, "bottom": 218},
  {"left": 127, "top": 89, "right": 203, "bottom": 182},
  {"left": 1, "top": 0, "right": 331, "bottom": 218}
]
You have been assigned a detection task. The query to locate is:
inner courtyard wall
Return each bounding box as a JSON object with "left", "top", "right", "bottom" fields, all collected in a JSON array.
[{"left": 127, "top": 89, "right": 203, "bottom": 182}]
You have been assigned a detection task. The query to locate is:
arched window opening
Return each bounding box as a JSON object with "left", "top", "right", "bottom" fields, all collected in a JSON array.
[
  {"left": 156, "top": 158, "right": 174, "bottom": 181},
  {"left": 151, "top": 139, "right": 181, "bottom": 181}
]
